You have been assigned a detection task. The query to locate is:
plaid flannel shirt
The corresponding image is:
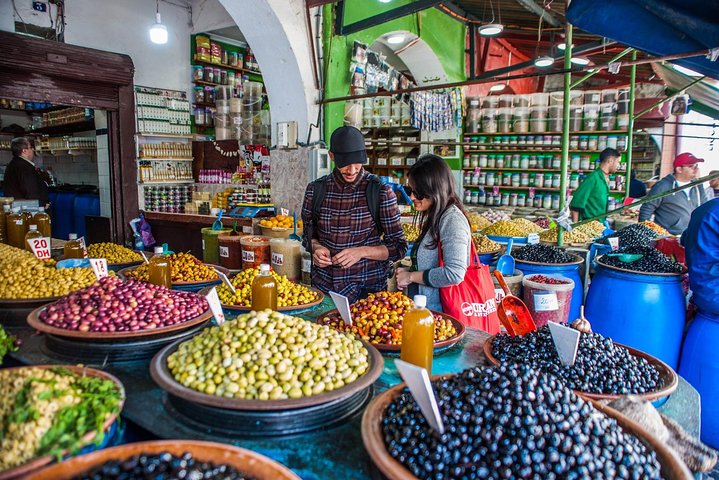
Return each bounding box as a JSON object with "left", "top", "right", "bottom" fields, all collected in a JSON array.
[{"left": 301, "top": 169, "right": 407, "bottom": 303}]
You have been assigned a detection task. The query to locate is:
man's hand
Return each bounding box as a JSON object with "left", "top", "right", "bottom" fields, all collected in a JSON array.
[
  {"left": 395, "top": 267, "right": 412, "bottom": 290},
  {"left": 332, "top": 247, "right": 366, "bottom": 269},
  {"left": 312, "top": 245, "right": 333, "bottom": 267}
]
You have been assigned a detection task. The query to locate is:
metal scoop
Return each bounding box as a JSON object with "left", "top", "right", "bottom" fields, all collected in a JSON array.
[
  {"left": 289, "top": 212, "right": 302, "bottom": 242},
  {"left": 494, "top": 270, "right": 537, "bottom": 336}
]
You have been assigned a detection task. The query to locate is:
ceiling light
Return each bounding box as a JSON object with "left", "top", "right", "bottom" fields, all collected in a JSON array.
[
  {"left": 378, "top": 0, "right": 393, "bottom": 3},
  {"left": 673, "top": 65, "right": 702, "bottom": 77},
  {"left": 479, "top": 24, "right": 504, "bottom": 36},
  {"left": 489, "top": 84, "right": 506, "bottom": 92},
  {"left": 570, "top": 57, "right": 590, "bottom": 66},
  {"left": 534, "top": 56, "right": 554, "bottom": 68},
  {"left": 386, "top": 34, "right": 405, "bottom": 45},
  {"left": 558, "top": 43, "right": 574, "bottom": 51},
  {"left": 149, "top": 1, "right": 168, "bottom": 45}
]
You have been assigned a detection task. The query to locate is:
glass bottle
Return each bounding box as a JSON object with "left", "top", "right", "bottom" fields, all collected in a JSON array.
[
  {"left": 24, "top": 225, "right": 43, "bottom": 252},
  {"left": 400, "top": 295, "right": 435, "bottom": 374},
  {"left": 6, "top": 207, "right": 25, "bottom": 249},
  {"left": 0, "top": 204, "right": 9, "bottom": 244},
  {"left": 64, "top": 233, "right": 85, "bottom": 259},
  {"left": 33, "top": 206, "right": 51, "bottom": 238},
  {"left": 20, "top": 209, "right": 33, "bottom": 237},
  {"left": 148, "top": 246, "right": 172, "bottom": 288},
  {"left": 251, "top": 263, "right": 277, "bottom": 311}
]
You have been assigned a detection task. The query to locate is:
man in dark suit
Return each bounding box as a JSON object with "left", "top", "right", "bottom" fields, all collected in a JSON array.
[{"left": 3, "top": 136, "right": 48, "bottom": 206}]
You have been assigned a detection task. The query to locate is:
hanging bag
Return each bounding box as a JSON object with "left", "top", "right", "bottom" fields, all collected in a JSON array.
[{"left": 438, "top": 240, "right": 501, "bottom": 333}]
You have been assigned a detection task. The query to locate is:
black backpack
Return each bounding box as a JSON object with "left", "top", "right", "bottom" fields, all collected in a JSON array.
[{"left": 311, "top": 174, "right": 383, "bottom": 234}]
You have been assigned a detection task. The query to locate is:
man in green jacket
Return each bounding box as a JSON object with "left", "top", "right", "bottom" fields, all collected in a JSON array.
[{"left": 570, "top": 148, "right": 621, "bottom": 222}]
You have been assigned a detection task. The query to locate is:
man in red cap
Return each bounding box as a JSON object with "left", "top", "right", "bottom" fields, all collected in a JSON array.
[{"left": 639, "top": 152, "right": 708, "bottom": 234}]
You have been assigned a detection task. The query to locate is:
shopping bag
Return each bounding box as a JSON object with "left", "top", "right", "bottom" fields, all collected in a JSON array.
[{"left": 438, "top": 241, "right": 501, "bottom": 333}]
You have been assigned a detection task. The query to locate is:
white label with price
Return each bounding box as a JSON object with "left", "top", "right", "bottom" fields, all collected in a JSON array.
[
  {"left": 243, "top": 226, "right": 252, "bottom": 234},
  {"left": 533, "top": 293, "right": 559, "bottom": 311},
  {"left": 302, "top": 258, "right": 312, "bottom": 272},
  {"left": 90, "top": 258, "right": 109, "bottom": 279},
  {"left": 29, "top": 237, "right": 52, "bottom": 260},
  {"left": 205, "top": 287, "right": 226, "bottom": 325},
  {"left": 272, "top": 252, "right": 284, "bottom": 266},
  {"left": 495, "top": 288, "right": 506, "bottom": 304},
  {"left": 280, "top": 208, "right": 289, "bottom": 216},
  {"left": 527, "top": 233, "right": 540, "bottom": 245},
  {"left": 219, "top": 246, "right": 229, "bottom": 258},
  {"left": 242, "top": 250, "right": 255, "bottom": 262}
]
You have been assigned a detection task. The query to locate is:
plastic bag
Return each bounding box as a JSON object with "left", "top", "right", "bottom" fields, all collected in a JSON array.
[{"left": 129, "top": 213, "right": 156, "bottom": 249}]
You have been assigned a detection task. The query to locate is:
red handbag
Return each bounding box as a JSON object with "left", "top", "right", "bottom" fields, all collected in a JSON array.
[{"left": 438, "top": 240, "right": 500, "bottom": 333}]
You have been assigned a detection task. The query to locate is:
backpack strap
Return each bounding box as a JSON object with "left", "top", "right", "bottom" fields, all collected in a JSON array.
[
  {"left": 311, "top": 175, "right": 328, "bottom": 229},
  {"left": 366, "top": 174, "right": 383, "bottom": 234}
]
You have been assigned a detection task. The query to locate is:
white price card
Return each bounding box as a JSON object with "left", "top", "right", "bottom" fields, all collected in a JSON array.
[
  {"left": 280, "top": 208, "right": 289, "bottom": 216},
  {"left": 527, "top": 233, "right": 540, "bottom": 245},
  {"left": 214, "top": 268, "right": 236, "bottom": 294},
  {"left": 242, "top": 250, "right": 255, "bottom": 262},
  {"left": 395, "top": 360, "right": 445, "bottom": 434},
  {"left": 608, "top": 237, "right": 619, "bottom": 252},
  {"left": 139, "top": 251, "right": 150, "bottom": 264},
  {"left": 329, "top": 291, "right": 353, "bottom": 326},
  {"left": 219, "top": 246, "right": 229, "bottom": 258},
  {"left": 533, "top": 292, "right": 559, "bottom": 311},
  {"left": 78, "top": 236, "right": 89, "bottom": 258},
  {"left": 272, "top": 252, "right": 284, "bottom": 266},
  {"left": 547, "top": 321, "right": 580, "bottom": 366},
  {"left": 243, "top": 226, "right": 253, "bottom": 234},
  {"left": 28, "top": 237, "right": 52, "bottom": 260},
  {"left": 90, "top": 258, "right": 109, "bottom": 279},
  {"left": 494, "top": 288, "right": 506, "bottom": 304},
  {"left": 205, "top": 287, "right": 226, "bottom": 325}
]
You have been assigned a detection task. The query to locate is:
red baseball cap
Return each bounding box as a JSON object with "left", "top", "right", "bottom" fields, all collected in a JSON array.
[{"left": 674, "top": 152, "right": 704, "bottom": 168}]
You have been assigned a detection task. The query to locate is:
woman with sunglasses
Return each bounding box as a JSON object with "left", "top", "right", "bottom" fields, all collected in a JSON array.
[{"left": 396, "top": 154, "right": 471, "bottom": 312}]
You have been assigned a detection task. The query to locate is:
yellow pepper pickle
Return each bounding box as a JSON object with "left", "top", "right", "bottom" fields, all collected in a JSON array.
[
  {"left": 400, "top": 295, "right": 435, "bottom": 374},
  {"left": 251, "top": 263, "right": 277, "bottom": 311},
  {"left": 148, "top": 246, "right": 172, "bottom": 288},
  {"left": 63, "top": 233, "right": 85, "bottom": 259}
]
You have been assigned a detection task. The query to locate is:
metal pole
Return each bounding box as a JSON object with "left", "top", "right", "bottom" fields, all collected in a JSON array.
[
  {"left": 570, "top": 47, "right": 633, "bottom": 89},
  {"left": 558, "top": 23, "right": 573, "bottom": 247},
  {"left": 625, "top": 50, "right": 637, "bottom": 199}
]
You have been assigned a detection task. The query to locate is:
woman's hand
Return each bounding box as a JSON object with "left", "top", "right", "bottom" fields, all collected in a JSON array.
[{"left": 396, "top": 267, "right": 413, "bottom": 290}]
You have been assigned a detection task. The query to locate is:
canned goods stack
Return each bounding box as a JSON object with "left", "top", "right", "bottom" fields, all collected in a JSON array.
[{"left": 143, "top": 185, "right": 193, "bottom": 213}]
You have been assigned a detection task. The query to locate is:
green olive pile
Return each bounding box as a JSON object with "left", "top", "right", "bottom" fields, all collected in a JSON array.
[
  {"left": 401, "top": 223, "right": 421, "bottom": 242},
  {"left": 126, "top": 252, "right": 217, "bottom": 283},
  {"left": 167, "top": 310, "right": 370, "bottom": 400},
  {"left": 317, "top": 291, "right": 457, "bottom": 346},
  {"left": 0, "top": 367, "right": 123, "bottom": 471},
  {"left": 471, "top": 234, "right": 500, "bottom": 254},
  {"left": 540, "top": 220, "right": 606, "bottom": 243},
  {"left": 0, "top": 244, "right": 97, "bottom": 299},
  {"left": 481, "top": 220, "right": 526, "bottom": 238},
  {"left": 87, "top": 243, "right": 143, "bottom": 264},
  {"left": 217, "top": 267, "right": 318, "bottom": 308}
]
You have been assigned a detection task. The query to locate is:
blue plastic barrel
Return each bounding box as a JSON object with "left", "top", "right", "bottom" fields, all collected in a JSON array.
[
  {"left": 679, "top": 311, "right": 719, "bottom": 448},
  {"left": 48, "top": 191, "right": 58, "bottom": 221},
  {"left": 586, "top": 263, "right": 685, "bottom": 369},
  {"left": 54, "top": 192, "right": 77, "bottom": 240},
  {"left": 73, "top": 194, "right": 100, "bottom": 238},
  {"left": 514, "top": 255, "right": 584, "bottom": 321}
]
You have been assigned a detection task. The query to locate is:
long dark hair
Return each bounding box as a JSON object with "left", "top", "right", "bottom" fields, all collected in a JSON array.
[{"left": 408, "top": 154, "right": 467, "bottom": 249}]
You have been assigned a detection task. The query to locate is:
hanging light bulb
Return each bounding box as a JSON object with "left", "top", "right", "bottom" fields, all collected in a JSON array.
[
  {"left": 489, "top": 84, "right": 506, "bottom": 92},
  {"left": 558, "top": 43, "right": 574, "bottom": 50},
  {"left": 570, "top": 57, "right": 590, "bottom": 66},
  {"left": 386, "top": 33, "right": 405, "bottom": 45},
  {"left": 534, "top": 56, "right": 554, "bottom": 68},
  {"left": 479, "top": 24, "right": 504, "bottom": 36},
  {"left": 149, "top": 0, "right": 168, "bottom": 45}
]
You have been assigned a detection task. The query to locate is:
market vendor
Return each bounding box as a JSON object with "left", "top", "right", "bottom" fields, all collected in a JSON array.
[
  {"left": 3, "top": 137, "right": 49, "bottom": 207},
  {"left": 569, "top": 148, "right": 620, "bottom": 222},
  {"left": 682, "top": 198, "right": 719, "bottom": 316},
  {"left": 301, "top": 126, "right": 407, "bottom": 303},
  {"left": 639, "top": 152, "right": 707, "bottom": 235}
]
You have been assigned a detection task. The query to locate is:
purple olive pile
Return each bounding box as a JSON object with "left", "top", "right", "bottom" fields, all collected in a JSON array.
[
  {"left": 71, "top": 451, "right": 256, "bottom": 480},
  {"left": 598, "top": 246, "right": 684, "bottom": 274},
  {"left": 382, "top": 364, "right": 663, "bottom": 479},
  {"left": 513, "top": 244, "right": 576, "bottom": 264},
  {"left": 39, "top": 276, "right": 208, "bottom": 333},
  {"left": 598, "top": 223, "right": 658, "bottom": 250},
  {"left": 491, "top": 326, "right": 662, "bottom": 395}
]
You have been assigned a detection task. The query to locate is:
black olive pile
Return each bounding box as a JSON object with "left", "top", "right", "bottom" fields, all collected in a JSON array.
[
  {"left": 491, "top": 326, "right": 662, "bottom": 395},
  {"left": 598, "top": 246, "right": 684, "bottom": 274},
  {"left": 513, "top": 244, "right": 576, "bottom": 264},
  {"left": 382, "top": 364, "right": 663, "bottom": 480},
  {"left": 72, "top": 451, "right": 256, "bottom": 480},
  {"left": 598, "top": 223, "right": 658, "bottom": 250}
]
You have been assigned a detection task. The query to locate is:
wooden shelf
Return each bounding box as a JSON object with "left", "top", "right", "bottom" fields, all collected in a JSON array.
[
  {"left": 463, "top": 184, "right": 625, "bottom": 193},
  {"left": 193, "top": 80, "right": 225, "bottom": 88},
  {"left": 136, "top": 132, "right": 194, "bottom": 138},
  {"left": 30, "top": 119, "right": 95, "bottom": 135},
  {"left": 193, "top": 60, "right": 262, "bottom": 77},
  {"left": 464, "top": 148, "right": 628, "bottom": 154},
  {"left": 193, "top": 102, "right": 216, "bottom": 108},
  {"left": 139, "top": 180, "right": 195, "bottom": 185},
  {"left": 464, "top": 130, "right": 629, "bottom": 136},
  {"left": 139, "top": 157, "right": 194, "bottom": 161}
]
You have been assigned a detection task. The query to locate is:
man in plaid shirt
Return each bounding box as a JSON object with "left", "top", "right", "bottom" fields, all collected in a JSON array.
[{"left": 302, "top": 126, "right": 407, "bottom": 303}]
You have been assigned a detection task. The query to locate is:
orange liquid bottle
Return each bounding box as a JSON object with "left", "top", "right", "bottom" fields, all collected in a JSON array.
[
  {"left": 64, "top": 233, "right": 85, "bottom": 259},
  {"left": 6, "top": 207, "right": 25, "bottom": 249},
  {"left": 400, "top": 295, "right": 435, "bottom": 374},
  {"left": 20, "top": 209, "right": 33, "bottom": 237},
  {"left": 148, "top": 246, "right": 172, "bottom": 288},
  {"left": 251, "top": 264, "right": 277, "bottom": 311},
  {"left": 24, "top": 225, "right": 43, "bottom": 252},
  {"left": 0, "top": 205, "right": 9, "bottom": 244},
  {"left": 33, "top": 207, "right": 51, "bottom": 238}
]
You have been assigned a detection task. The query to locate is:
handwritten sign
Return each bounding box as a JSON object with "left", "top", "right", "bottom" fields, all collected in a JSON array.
[
  {"left": 608, "top": 237, "right": 619, "bottom": 252},
  {"left": 28, "top": 237, "right": 52, "bottom": 260},
  {"left": 219, "top": 246, "right": 230, "bottom": 258},
  {"left": 527, "top": 233, "right": 540, "bottom": 245},
  {"left": 395, "top": 360, "right": 445, "bottom": 434},
  {"left": 242, "top": 250, "right": 255, "bottom": 263},
  {"left": 205, "top": 287, "right": 226, "bottom": 325},
  {"left": 90, "top": 258, "right": 109, "bottom": 279},
  {"left": 281, "top": 208, "right": 289, "bottom": 216},
  {"left": 214, "top": 268, "right": 236, "bottom": 294},
  {"left": 329, "top": 291, "right": 353, "bottom": 326},
  {"left": 272, "top": 252, "right": 284, "bottom": 266},
  {"left": 533, "top": 293, "right": 559, "bottom": 312}
]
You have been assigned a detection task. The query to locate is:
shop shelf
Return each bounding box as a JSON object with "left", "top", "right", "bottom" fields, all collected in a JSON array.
[
  {"left": 139, "top": 180, "right": 195, "bottom": 185},
  {"left": 463, "top": 129, "right": 629, "bottom": 136},
  {"left": 138, "top": 157, "right": 194, "bottom": 161},
  {"left": 30, "top": 119, "right": 95, "bottom": 135},
  {"left": 192, "top": 60, "right": 262, "bottom": 77},
  {"left": 135, "top": 132, "right": 194, "bottom": 138}
]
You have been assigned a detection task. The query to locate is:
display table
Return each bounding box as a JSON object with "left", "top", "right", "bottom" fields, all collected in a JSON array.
[{"left": 6, "top": 298, "right": 701, "bottom": 480}]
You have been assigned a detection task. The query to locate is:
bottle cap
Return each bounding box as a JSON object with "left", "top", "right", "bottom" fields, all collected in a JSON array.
[
  {"left": 29, "top": 225, "right": 38, "bottom": 231},
  {"left": 413, "top": 295, "right": 427, "bottom": 308},
  {"left": 259, "top": 264, "right": 270, "bottom": 273},
  {"left": 68, "top": 233, "right": 78, "bottom": 240},
  {"left": 154, "top": 246, "right": 164, "bottom": 254}
]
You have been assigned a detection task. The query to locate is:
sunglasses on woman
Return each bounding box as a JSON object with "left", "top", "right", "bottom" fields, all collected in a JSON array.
[{"left": 403, "top": 186, "right": 426, "bottom": 200}]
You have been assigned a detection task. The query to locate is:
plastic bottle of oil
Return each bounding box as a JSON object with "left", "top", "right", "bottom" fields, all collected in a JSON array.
[
  {"left": 0, "top": 204, "right": 9, "bottom": 244},
  {"left": 64, "top": 233, "right": 85, "bottom": 259},
  {"left": 400, "top": 295, "right": 435, "bottom": 374},
  {"left": 33, "top": 207, "right": 51, "bottom": 238},
  {"left": 251, "top": 264, "right": 277, "bottom": 311},
  {"left": 20, "top": 209, "right": 33, "bottom": 237},
  {"left": 6, "top": 207, "right": 25, "bottom": 249},
  {"left": 24, "top": 225, "right": 43, "bottom": 252},
  {"left": 148, "top": 246, "right": 172, "bottom": 288}
]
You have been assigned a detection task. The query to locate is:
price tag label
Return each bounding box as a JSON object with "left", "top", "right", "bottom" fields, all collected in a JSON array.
[
  {"left": 608, "top": 237, "right": 619, "bottom": 252},
  {"left": 139, "top": 251, "right": 150, "bottom": 264},
  {"left": 213, "top": 268, "right": 236, "bottom": 294},
  {"left": 90, "top": 258, "right": 109, "bottom": 279},
  {"left": 329, "top": 291, "right": 353, "bottom": 326},
  {"left": 242, "top": 250, "right": 255, "bottom": 262},
  {"left": 547, "top": 322, "right": 580, "bottom": 366},
  {"left": 302, "top": 258, "right": 312, "bottom": 273},
  {"left": 529, "top": 188, "right": 536, "bottom": 198},
  {"left": 395, "top": 360, "right": 445, "bottom": 434},
  {"left": 280, "top": 208, "right": 289, "bottom": 216},
  {"left": 205, "top": 287, "right": 226, "bottom": 325},
  {"left": 527, "top": 233, "right": 540, "bottom": 245},
  {"left": 78, "top": 236, "right": 88, "bottom": 258},
  {"left": 29, "top": 237, "right": 52, "bottom": 260},
  {"left": 202, "top": 239, "right": 205, "bottom": 250},
  {"left": 243, "top": 226, "right": 253, "bottom": 234},
  {"left": 272, "top": 252, "right": 284, "bottom": 266},
  {"left": 219, "top": 246, "right": 229, "bottom": 258},
  {"left": 533, "top": 293, "right": 559, "bottom": 311},
  {"left": 492, "top": 186, "right": 500, "bottom": 195},
  {"left": 494, "top": 288, "right": 506, "bottom": 304}
]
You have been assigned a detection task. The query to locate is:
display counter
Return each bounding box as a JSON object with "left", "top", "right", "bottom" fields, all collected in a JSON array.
[{"left": 6, "top": 296, "right": 701, "bottom": 480}]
